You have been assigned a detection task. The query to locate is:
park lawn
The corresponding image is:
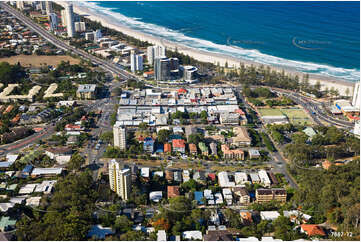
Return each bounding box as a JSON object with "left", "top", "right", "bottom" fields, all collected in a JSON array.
[
  {"left": 281, "top": 108, "right": 313, "bottom": 125},
  {"left": 258, "top": 107, "right": 313, "bottom": 125},
  {"left": 258, "top": 108, "right": 283, "bottom": 116}
]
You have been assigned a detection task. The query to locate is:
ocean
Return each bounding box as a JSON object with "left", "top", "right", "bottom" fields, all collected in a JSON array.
[{"left": 77, "top": 1, "right": 360, "bottom": 82}]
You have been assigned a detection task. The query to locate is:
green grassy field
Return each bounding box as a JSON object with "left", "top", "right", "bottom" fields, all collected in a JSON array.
[
  {"left": 258, "top": 108, "right": 312, "bottom": 125},
  {"left": 258, "top": 108, "right": 283, "bottom": 116}
]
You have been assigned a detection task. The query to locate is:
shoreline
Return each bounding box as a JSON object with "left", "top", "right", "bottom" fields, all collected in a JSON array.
[{"left": 65, "top": 2, "right": 356, "bottom": 96}]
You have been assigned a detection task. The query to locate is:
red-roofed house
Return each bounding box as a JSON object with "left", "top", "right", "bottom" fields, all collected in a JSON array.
[
  {"left": 177, "top": 88, "right": 187, "bottom": 95},
  {"left": 138, "top": 136, "right": 146, "bottom": 143},
  {"left": 65, "top": 124, "right": 84, "bottom": 131},
  {"left": 164, "top": 143, "right": 172, "bottom": 153},
  {"left": 11, "top": 114, "right": 21, "bottom": 124},
  {"left": 188, "top": 143, "right": 197, "bottom": 155},
  {"left": 300, "top": 224, "right": 326, "bottom": 237},
  {"left": 235, "top": 109, "right": 245, "bottom": 115},
  {"left": 167, "top": 186, "right": 180, "bottom": 199},
  {"left": 221, "top": 144, "right": 245, "bottom": 160},
  {"left": 172, "top": 139, "right": 185, "bottom": 153},
  {"left": 208, "top": 173, "right": 216, "bottom": 181},
  {"left": 322, "top": 160, "right": 332, "bottom": 170}
]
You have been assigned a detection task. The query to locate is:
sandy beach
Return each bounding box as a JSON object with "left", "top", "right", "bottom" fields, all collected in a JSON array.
[{"left": 62, "top": 2, "right": 357, "bottom": 96}]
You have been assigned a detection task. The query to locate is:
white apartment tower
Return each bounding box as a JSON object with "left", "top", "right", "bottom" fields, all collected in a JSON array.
[
  {"left": 60, "top": 9, "right": 67, "bottom": 27},
  {"left": 16, "top": 1, "right": 25, "bottom": 10},
  {"left": 352, "top": 82, "right": 360, "bottom": 109},
  {"left": 147, "top": 45, "right": 166, "bottom": 65},
  {"left": 108, "top": 160, "right": 131, "bottom": 200},
  {"left": 45, "top": 1, "right": 53, "bottom": 16},
  {"left": 113, "top": 124, "right": 127, "bottom": 150},
  {"left": 49, "top": 13, "right": 58, "bottom": 31},
  {"left": 130, "top": 51, "right": 143, "bottom": 73},
  {"left": 74, "top": 22, "right": 86, "bottom": 32},
  {"left": 65, "top": 3, "right": 75, "bottom": 37}
]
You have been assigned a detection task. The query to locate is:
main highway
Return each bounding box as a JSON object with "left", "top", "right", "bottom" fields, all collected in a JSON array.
[{"left": 0, "top": 2, "right": 134, "bottom": 80}]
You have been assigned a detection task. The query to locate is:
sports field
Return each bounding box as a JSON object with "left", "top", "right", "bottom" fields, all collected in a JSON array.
[{"left": 258, "top": 107, "right": 313, "bottom": 125}]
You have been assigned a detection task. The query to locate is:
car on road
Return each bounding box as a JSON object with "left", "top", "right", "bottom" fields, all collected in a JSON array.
[{"left": 95, "top": 144, "right": 100, "bottom": 150}]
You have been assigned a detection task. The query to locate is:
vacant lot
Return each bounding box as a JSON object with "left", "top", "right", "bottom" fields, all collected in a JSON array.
[
  {"left": 0, "top": 55, "right": 80, "bottom": 67},
  {"left": 258, "top": 107, "right": 312, "bottom": 125}
]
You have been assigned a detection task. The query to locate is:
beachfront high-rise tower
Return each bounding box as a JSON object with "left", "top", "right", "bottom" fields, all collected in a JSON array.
[
  {"left": 155, "top": 57, "right": 171, "bottom": 81},
  {"left": 130, "top": 51, "right": 144, "bottom": 73},
  {"left": 147, "top": 45, "right": 166, "bottom": 65},
  {"left": 108, "top": 159, "right": 131, "bottom": 200},
  {"left": 352, "top": 82, "right": 361, "bottom": 109},
  {"left": 65, "top": 3, "right": 75, "bottom": 37},
  {"left": 16, "top": 1, "right": 25, "bottom": 10},
  {"left": 49, "top": 13, "right": 58, "bottom": 31},
  {"left": 45, "top": 1, "right": 53, "bottom": 16}
]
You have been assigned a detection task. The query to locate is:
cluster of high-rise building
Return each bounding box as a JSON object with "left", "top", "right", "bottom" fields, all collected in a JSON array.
[
  {"left": 147, "top": 45, "right": 166, "bottom": 65},
  {"left": 147, "top": 45, "right": 198, "bottom": 82}
]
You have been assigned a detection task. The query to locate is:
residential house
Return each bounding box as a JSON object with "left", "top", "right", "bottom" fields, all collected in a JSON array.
[
  {"left": 231, "top": 127, "right": 251, "bottom": 147},
  {"left": 267, "top": 171, "right": 278, "bottom": 186},
  {"left": 234, "top": 172, "right": 249, "bottom": 185},
  {"left": 21, "top": 165, "right": 33, "bottom": 178},
  {"left": 173, "top": 171, "right": 182, "bottom": 182},
  {"left": 233, "top": 187, "right": 250, "bottom": 204},
  {"left": 219, "top": 112, "right": 239, "bottom": 125},
  {"left": 203, "top": 230, "right": 232, "bottom": 241},
  {"left": 249, "top": 149, "right": 261, "bottom": 159},
  {"left": 182, "top": 231, "right": 202, "bottom": 241},
  {"left": 256, "top": 188, "right": 287, "bottom": 203},
  {"left": 283, "top": 210, "right": 312, "bottom": 224},
  {"left": 303, "top": 127, "right": 317, "bottom": 140},
  {"left": 149, "top": 191, "right": 162, "bottom": 203},
  {"left": 249, "top": 173, "right": 260, "bottom": 184},
  {"left": 167, "top": 186, "right": 180, "bottom": 199},
  {"left": 300, "top": 224, "right": 326, "bottom": 237},
  {"left": 64, "top": 124, "right": 84, "bottom": 131},
  {"left": 189, "top": 143, "right": 197, "bottom": 155},
  {"left": 143, "top": 137, "right": 155, "bottom": 153},
  {"left": 76, "top": 84, "right": 97, "bottom": 99},
  {"left": 45, "top": 147, "right": 73, "bottom": 160},
  {"left": 198, "top": 142, "right": 208, "bottom": 156},
  {"left": 157, "top": 230, "right": 167, "bottom": 241},
  {"left": 0, "top": 217, "right": 16, "bottom": 232},
  {"left": 165, "top": 170, "right": 174, "bottom": 182},
  {"left": 258, "top": 170, "right": 271, "bottom": 187},
  {"left": 221, "top": 144, "right": 244, "bottom": 160},
  {"left": 260, "top": 211, "right": 280, "bottom": 221},
  {"left": 240, "top": 211, "right": 253, "bottom": 225},
  {"left": 172, "top": 139, "right": 185, "bottom": 153},
  {"left": 183, "top": 170, "right": 190, "bottom": 182},
  {"left": 31, "top": 168, "right": 63, "bottom": 178},
  {"left": 194, "top": 191, "right": 204, "bottom": 205},
  {"left": 193, "top": 171, "right": 206, "bottom": 183},
  {"left": 164, "top": 143, "right": 172, "bottom": 153},
  {"left": 209, "top": 142, "right": 217, "bottom": 155}
]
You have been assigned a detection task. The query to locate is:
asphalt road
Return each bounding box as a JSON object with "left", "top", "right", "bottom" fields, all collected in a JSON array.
[
  {"left": 0, "top": 2, "right": 134, "bottom": 80},
  {"left": 273, "top": 88, "right": 354, "bottom": 129}
]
